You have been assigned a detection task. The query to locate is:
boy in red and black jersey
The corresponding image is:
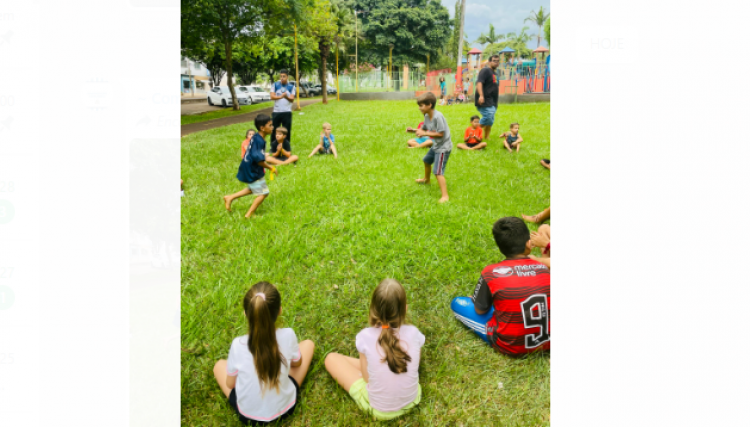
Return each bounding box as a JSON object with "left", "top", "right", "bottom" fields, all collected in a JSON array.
[{"left": 451, "top": 217, "right": 551, "bottom": 356}]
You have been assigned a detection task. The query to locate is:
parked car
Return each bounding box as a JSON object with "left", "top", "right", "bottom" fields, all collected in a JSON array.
[
  {"left": 298, "top": 82, "right": 321, "bottom": 97},
  {"left": 236, "top": 85, "right": 271, "bottom": 104},
  {"left": 207, "top": 86, "right": 250, "bottom": 107},
  {"left": 312, "top": 83, "right": 337, "bottom": 95}
]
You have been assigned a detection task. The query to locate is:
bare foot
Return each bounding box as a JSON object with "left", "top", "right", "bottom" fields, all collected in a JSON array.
[
  {"left": 223, "top": 196, "right": 232, "bottom": 211},
  {"left": 522, "top": 214, "right": 539, "bottom": 223},
  {"left": 439, "top": 196, "right": 449, "bottom": 203},
  {"left": 416, "top": 178, "right": 429, "bottom": 184},
  {"left": 244, "top": 212, "right": 254, "bottom": 219}
]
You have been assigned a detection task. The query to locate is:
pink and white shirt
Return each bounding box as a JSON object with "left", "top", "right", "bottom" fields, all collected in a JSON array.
[{"left": 355, "top": 325, "right": 425, "bottom": 412}]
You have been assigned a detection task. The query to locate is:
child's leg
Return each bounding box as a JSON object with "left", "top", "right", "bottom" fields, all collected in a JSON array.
[
  {"left": 223, "top": 188, "right": 251, "bottom": 211},
  {"left": 265, "top": 155, "right": 284, "bottom": 165},
  {"left": 407, "top": 138, "right": 419, "bottom": 147},
  {"left": 504, "top": 139, "right": 512, "bottom": 152},
  {"left": 213, "top": 359, "right": 232, "bottom": 398},
  {"left": 421, "top": 139, "right": 434, "bottom": 148},
  {"left": 483, "top": 125, "right": 493, "bottom": 141},
  {"left": 522, "top": 207, "right": 550, "bottom": 224},
  {"left": 331, "top": 144, "right": 338, "bottom": 158},
  {"left": 288, "top": 340, "right": 315, "bottom": 386},
  {"left": 537, "top": 224, "right": 550, "bottom": 241},
  {"left": 436, "top": 175, "right": 448, "bottom": 203},
  {"left": 308, "top": 144, "right": 323, "bottom": 158},
  {"left": 457, "top": 143, "right": 469, "bottom": 150},
  {"left": 324, "top": 353, "right": 363, "bottom": 393},
  {"left": 416, "top": 162, "right": 431, "bottom": 183},
  {"left": 471, "top": 142, "right": 487, "bottom": 150},
  {"left": 450, "top": 297, "right": 493, "bottom": 343},
  {"left": 540, "top": 159, "right": 551, "bottom": 170},
  {"left": 244, "top": 194, "right": 267, "bottom": 218},
  {"left": 284, "top": 154, "right": 300, "bottom": 164},
  {"left": 515, "top": 142, "right": 521, "bottom": 152}
]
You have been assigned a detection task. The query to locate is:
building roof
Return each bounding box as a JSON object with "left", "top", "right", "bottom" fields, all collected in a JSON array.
[
  {"left": 533, "top": 46, "right": 550, "bottom": 53},
  {"left": 468, "top": 47, "right": 483, "bottom": 54}
]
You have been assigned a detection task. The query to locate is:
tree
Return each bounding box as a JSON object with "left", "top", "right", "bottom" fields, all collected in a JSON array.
[
  {"left": 181, "top": 0, "right": 308, "bottom": 110},
  {"left": 544, "top": 16, "right": 550, "bottom": 47},
  {"left": 304, "top": 0, "right": 338, "bottom": 103},
  {"left": 353, "top": 0, "right": 451, "bottom": 70},
  {"left": 524, "top": 6, "right": 550, "bottom": 48},
  {"left": 475, "top": 23, "right": 503, "bottom": 49},
  {"left": 484, "top": 27, "right": 533, "bottom": 60}
]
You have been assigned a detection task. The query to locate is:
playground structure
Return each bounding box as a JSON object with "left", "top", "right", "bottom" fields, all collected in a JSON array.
[
  {"left": 418, "top": 46, "right": 550, "bottom": 101},
  {"left": 331, "top": 46, "right": 550, "bottom": 101}
]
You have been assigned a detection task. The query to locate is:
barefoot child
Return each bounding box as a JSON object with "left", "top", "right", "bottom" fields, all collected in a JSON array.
[
  {"left": 268, "top": 126, "right": 299, "bottom": 165},
  {"left": 406, "top": 121, "right": 434, "bottom": 148},
  {"left": 213, "top": 282, "right": 315, "bottom": 425},
  {"left": 308, "top": 122, "right": 338, "bottom": 158},
  {"left": 223, "top": 114, "right": 277, "bottom": 219},
  {"left": 503, "top": 123, "right": 523, "bottom": 153},
  {"left": 414, "top": 92, "right": 452, "bottom": 203},
  {"left": 324, "top": 279, "right": 424, "bottom": 421},
  {"left": 457, "top": 115, "right": 487, "bottom": 150}
]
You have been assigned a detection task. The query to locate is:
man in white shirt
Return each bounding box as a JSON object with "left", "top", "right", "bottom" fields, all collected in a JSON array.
[{"left": 270, "top": 69, "right": 297, "bottom": 143}]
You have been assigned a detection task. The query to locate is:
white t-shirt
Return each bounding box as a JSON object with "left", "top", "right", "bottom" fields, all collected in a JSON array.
[
  {"left": 226, "top": 328, "right": 301, "bottom": 422},
  {"left": 355, "top": 325, "right": 425, "bottom": 412},
  {"left": 272, "top": 81, "right": 296, "bottom": 113}
]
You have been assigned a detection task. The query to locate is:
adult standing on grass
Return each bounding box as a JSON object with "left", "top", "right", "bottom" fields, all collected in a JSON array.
[
  {"left": 475, "top": 55, "right": 500, "bottom": 142},
  {"left": 270, "top": 69, "right": 296, "bottom": 143}
]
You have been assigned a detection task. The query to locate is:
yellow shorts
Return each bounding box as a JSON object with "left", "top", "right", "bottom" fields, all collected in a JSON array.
[{"left": 348, "top": 378, "right": 421, "bottom": 421}]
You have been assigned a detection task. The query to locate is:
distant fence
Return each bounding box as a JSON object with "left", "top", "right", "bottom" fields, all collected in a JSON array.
[{"left": 336, "top": 69, "right": 426, "bottom": 93}]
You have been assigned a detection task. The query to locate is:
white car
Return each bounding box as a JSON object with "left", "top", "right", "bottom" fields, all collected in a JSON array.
[
  {"left": 207, "top": 86, "right": 250, "bottom": 107},
  {"left": 237, "top": 85, "right": 271, "bottom": 104}
]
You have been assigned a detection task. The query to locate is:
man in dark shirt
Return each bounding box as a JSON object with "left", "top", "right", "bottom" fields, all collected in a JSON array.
[{"left": 475, "top": 55, "right": 501, "bottom": 142}]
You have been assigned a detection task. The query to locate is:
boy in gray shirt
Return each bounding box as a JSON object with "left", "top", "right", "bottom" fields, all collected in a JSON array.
[{"left": 415, "top": 92, "right": 452, "bottom": 203}]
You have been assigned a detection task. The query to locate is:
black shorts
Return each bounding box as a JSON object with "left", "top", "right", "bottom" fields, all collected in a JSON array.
[
  {"left": 272, "top": 112, "right": 293, "bottom": 142},
  {"left": 228, "top": 376, "right": 300, "bottom": 426},
  {"left": 467, "top": 142, "right": 483, "bottom": 148},
  {"left": 318, "top": 146, "right": 333, "bottom": 155}
]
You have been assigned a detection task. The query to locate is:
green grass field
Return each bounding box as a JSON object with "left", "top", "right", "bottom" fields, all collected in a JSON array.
[{"left": 181, "top": 100, "right": 550, "bottom": 426}]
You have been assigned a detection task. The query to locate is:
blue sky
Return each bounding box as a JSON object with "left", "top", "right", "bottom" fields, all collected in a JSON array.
[{"left": 439, "top": 0, "right": 550, "bottom": 50}]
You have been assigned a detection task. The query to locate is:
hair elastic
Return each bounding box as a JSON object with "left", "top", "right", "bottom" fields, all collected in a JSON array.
[
  {"left": 255, "top": 292, "right": 266, "bottom": 301},
  {"left": 381, "top": 324, "right": 389, "bottom": 329}
]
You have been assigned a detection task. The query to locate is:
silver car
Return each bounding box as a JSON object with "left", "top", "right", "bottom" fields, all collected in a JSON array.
[{"left": 207, "top": 86, "right": 250, "bottom": 107}]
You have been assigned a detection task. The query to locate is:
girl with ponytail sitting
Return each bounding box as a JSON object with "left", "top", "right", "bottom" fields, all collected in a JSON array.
[
  {"left": 324, "top": 279, "right": 425, "bottom": 421},
  {"left": 213, "top": 282, "right": 315, "bottom": 425}
]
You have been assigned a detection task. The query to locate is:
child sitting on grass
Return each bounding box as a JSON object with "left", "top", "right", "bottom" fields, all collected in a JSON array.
[
  {"left": 406, "top": 121, "right": 434, "bottom": 148},
  {"left": 325, "top": 279, "right": 424, "bottom": 421},
  {"left": 308, "top": 122, "right": 338, "bottom": 158},
  {"left": 269, "top": 126, "right": 299, "bottom": 164},
  {"left": 450, "top": 217, "right": 550, "bottom": 356},
  {"left": 503, "top": 122, "right": 523, "bottom": 153},
  {"left": 446, "top": 95, "right": 454, "bottom": 106},
  {"left": 223, "top": 114, "right": 277, "bottom": 219},
  {"left": 240, "top": 129, "right": 255, "bottom": 158},
  {"left": 457, "top": 115, "right": 487, "bottom": 150},
  {"left": 213, "top": 282, "right": 315, "bottom": 425},
  {"left": 414, "top": 92, "right": 452, "bottom": 203}
]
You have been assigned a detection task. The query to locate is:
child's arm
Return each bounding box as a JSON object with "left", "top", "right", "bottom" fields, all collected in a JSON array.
[
  {"left": 359, "top": 353, "right": 369, "bottom": 383},
  {"left": 417, "top": 129, "right": 444, "bottom": 139},
  {"left": 226, "top": 374, "right": 237, "bottom": 390}
]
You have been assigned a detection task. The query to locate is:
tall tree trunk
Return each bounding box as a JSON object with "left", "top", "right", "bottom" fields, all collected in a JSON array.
[
  {"left": 538, "top": 24, "right": 542, "bottom": 47},
  {"left": 223, "top": 38, "right": 239, "bottom": 110},
  {"left": 319, "top": 40, "right": 330, "bottom": 104}
]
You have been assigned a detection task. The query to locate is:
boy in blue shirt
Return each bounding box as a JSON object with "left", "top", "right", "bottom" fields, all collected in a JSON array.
[
  {"left": 307, "top": 122, "right": 338, "bottom": 159},
  {"left": 223, "top": 114, "right": 278, "bottom": 219}
]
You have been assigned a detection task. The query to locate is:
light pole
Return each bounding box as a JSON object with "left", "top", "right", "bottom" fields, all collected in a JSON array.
[
  {"left": 354, "top": 10, "right": 359, "bottom": 92},
  {"left": 294, "top": 23, "right": 301, "bottom": 110},
  {"left": 388, "top": 43, "right": 394, "bottom": 91}
]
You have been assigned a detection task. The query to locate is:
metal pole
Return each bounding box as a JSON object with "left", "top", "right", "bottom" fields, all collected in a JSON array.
[
  {"left": 336, "top": 37, "right": 340, "bottom": 101},
  {"left": 294, "top": 24, "right": 300, "bottom": 110}
]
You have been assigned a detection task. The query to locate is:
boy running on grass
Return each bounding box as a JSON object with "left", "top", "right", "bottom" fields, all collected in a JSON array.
[
  {"left": 414, "top": 92, "right": 452, "bottom": 203},
  {"left": 223, "top": 114, "right": 278, "bottom": 219}
]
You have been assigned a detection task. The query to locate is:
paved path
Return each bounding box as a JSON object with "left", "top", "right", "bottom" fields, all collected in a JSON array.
[{"left": 181, "top": 99, "right": 323, "bottom": 137}]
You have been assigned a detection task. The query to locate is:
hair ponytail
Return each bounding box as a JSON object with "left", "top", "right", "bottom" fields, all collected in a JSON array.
[
  {"left": 243, "top": 282, "right": 287, "bottom": 394},
  {"left": 369, "top": 279, "right": 411, "bottom": 374}
]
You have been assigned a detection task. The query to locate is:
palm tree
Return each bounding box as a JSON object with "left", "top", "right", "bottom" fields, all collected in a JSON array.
[
  {"left": 502, "top": 26, "right": 533, "bottom": 58},
  {"left": 525, "top": 6, "right": 550, "bottom": 48},
  {"left": 474, "top": 23, "right": 503, "bottom": 49}
]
